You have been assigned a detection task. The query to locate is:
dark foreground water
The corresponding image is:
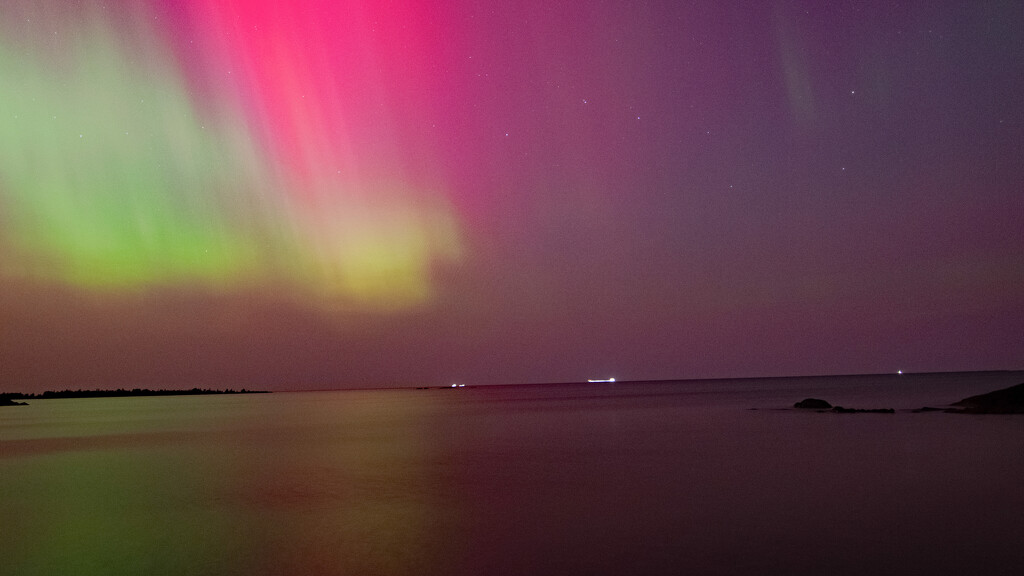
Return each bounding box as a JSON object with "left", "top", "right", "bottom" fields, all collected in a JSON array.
[{"left": 2, "top": 372, "right": 1024, "bottom": 576}]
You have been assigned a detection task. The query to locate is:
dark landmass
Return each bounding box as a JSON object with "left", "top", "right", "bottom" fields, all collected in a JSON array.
[
  {"left": 786, "top": 397, "right": 892, "bottom": 409},
  {"left": 793, "top": 398, "right": 893, "bottom": 413},
  {"left": 1, "top": 388, "right": 269, "bottom": 401},
  {"left": 830, "top": 406, "right": 895, "bottom": 414},
  {"left": 0, "top": 395, "right": 29, "bottom": 406},
  {"left": 947, "top": 382, "right": 1024, "bottom": 414},
  {"left": 796, "top": 382, "right": 1024, "bottom": 415},
  {"left": 794, "top": 398, "right": 832, "bottom": 409}
]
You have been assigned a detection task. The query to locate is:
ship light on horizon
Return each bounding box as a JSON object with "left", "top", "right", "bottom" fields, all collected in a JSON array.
[{"left": 587, "top": 377, "right": 616, "bottom": 383}]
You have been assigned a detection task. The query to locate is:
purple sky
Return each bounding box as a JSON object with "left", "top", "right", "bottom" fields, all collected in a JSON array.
[{"left": 1, "top": 0, "right": 1021, "bottom": 391}]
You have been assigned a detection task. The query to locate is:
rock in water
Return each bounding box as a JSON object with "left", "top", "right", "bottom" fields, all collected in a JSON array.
[
  {"left": 951, "top": 382, "right": 1024, "bottom": 414},
  {"left": 794, "top": 398, "right": 832, "bottom": 409},
  {"left": 831, "top": 406, "right": 894, "bottom": 414}
]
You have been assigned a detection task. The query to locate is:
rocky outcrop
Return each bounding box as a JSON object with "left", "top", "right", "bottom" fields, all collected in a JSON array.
[
  {"left": 792, "top": 383, "right": 1024, "bottom": 415},
  {"left": 948, "top": 382, "right": 1024, "bottom": 414},
  {"left": 794, "top": 398, "right": 832, "bottom": 409},
  {"left": 793, "top": 398, "right": 893, "bottom": 413},
  {"left": 830, "top": 406, "right": 894, "bottom": 414}
]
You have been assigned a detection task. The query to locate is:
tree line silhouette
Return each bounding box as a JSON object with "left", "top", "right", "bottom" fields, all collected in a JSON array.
[{"left": 1, "top": 388, "right": 269, "bottom": 402}]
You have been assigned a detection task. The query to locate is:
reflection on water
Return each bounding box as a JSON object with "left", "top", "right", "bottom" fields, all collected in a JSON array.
[
  {"left": 1, "top": 393, "right": 452, "bottom": 576},
  {"left": 2, "top": 372, "right": 1024, "bottom": 575}
]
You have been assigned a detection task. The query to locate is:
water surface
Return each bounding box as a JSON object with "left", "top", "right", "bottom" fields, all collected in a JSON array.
[{"left": 2, "top": 372, "right": 1023, "bottom": 575}]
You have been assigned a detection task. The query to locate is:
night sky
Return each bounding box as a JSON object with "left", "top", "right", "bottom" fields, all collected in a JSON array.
[{"left": 1, "top": 0, "right": 1021, "bottom": 392}]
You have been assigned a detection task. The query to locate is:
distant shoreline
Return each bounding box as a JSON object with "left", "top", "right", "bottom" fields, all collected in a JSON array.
[{"left": 1, "top": 388, "right": 270, "bottom": 402}]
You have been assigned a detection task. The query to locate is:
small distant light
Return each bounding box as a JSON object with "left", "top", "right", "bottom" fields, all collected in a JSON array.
[
  {"left": 458, "top": 384, "right": 466, "bottom": 387},
  {"left": 451, "top": 384, "right": 457, "bottom": 387},
  {"left": 897, "top": 370, "right": 903, "bottom": 375}
]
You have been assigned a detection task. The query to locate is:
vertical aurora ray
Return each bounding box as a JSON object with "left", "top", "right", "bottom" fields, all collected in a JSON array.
[{"left": 0, "top": 0, "right": 462, "bottom": 310}]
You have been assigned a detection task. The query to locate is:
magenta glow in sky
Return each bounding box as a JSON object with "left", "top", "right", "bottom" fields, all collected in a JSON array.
[{"left": 1, "top": 0, "right": 1022, "bottom": 390}]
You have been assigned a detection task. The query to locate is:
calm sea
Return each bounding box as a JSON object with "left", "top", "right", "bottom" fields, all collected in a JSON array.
[{"left": 2, "top": 371, "right": 1023, "bottom": 575}]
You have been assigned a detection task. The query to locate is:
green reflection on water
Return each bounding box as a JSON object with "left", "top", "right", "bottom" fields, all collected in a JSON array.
[
  {"left": 0, "top": 393, "right": 457, "bottom": 576},
  {"left": 1, "top": 448, "right": 243, "bottom": 576}
]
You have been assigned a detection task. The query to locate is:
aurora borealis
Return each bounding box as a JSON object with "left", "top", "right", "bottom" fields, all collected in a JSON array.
[
  {"left": 1, "top": 0, "right": 1022, "bottom": 390},
  {"left": 1, "top": 0, "right": 460, "bottom": 305}
]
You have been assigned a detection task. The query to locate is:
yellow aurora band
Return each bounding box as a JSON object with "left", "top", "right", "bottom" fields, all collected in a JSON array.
[{"left": 0, "top": 1, "right": 461, "bottom": 310}]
